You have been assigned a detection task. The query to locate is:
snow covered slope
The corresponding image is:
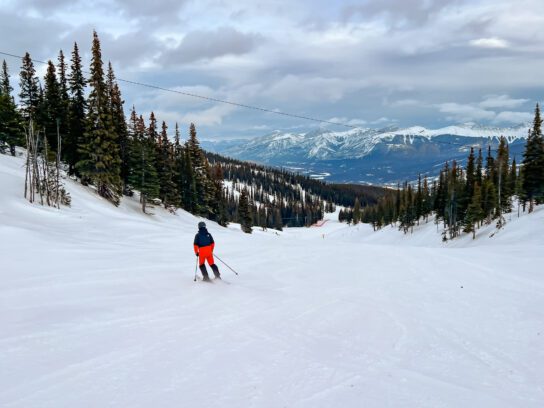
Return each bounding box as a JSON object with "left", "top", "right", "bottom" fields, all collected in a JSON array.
[{"left": 1, "top": 153, "right": 543, "bottom": 408}]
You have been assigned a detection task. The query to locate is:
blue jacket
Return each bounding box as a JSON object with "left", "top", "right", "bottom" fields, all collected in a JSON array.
[{"left": 194, "top": 227, "right": 214, "bottom": 248}]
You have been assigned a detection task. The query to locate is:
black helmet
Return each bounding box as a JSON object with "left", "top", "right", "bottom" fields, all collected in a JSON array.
[{"left": 198, "top": 221, "right": 206, "bottom": 229}]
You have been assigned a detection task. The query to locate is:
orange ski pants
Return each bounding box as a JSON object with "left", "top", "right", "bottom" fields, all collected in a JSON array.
[{"left": 195, "top": 244, "right": 215, "bottom": 266}]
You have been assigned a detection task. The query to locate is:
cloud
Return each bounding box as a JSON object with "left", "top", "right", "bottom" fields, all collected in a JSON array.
[
  {"left": 469, "top": 37, "right": 509, "bottom": 49},
  {"left": 479, "top": 94, "right": 529, "bottom": 109},
  {"left": 343, "top": 0, "right": 462, "bottom": 27},
  {"left": 437, "top": 102, "right": 495, "bottom": 122},
  {"left": 435, "top": 95, "right": 534, "bottom": 124},
  {"left": 493, "top": 111, "right": 532, "bottom": 124},
  {"left": 1, "top": 0, "right": 543, "bottom": 137},
  {"left": 114, "top": 0, "right": 188, "bottom": 21},
  {"left": 390, "top": 99, "right": 420, "bottom": 107},
  {"left": 179, "top": 104, "right": 238, "bottom": 127},
  {"left": 162, "top": 27, "right": 263, "bottom": 65}
]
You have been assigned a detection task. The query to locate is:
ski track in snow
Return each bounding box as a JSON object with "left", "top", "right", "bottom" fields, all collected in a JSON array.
[{"left": 1, "top": 153, "right": 543, "bottom": 407}]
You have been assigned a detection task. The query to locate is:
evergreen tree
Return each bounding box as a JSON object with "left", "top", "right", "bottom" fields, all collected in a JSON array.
[
  {"left": 481, "top": 179, "right": 497, "bottom": 223},
  {"left": 66, "top": 42, "right": 86, "bottom": 175},
  {"left": 128, "top": 111, "right": 159, "bottom": 213},
  {"left": 156, "top": 121, "right": 179, "bottom": 207},
  {"left": 18, "top": 52, "right": 40, "bottom": 122},
  {"left": 475, "top": 148, "right": 483, "bottom": 186},
  {"left": 496, "top": 136, "right": 511, "bottom": 213},
  {"left": 106, "top": 62, "right": 129, "bottom": 191},
  {"left": 57, "top": 50, "right": 70, "bottom": 149},
  {"left": 1, "top": 60, "right": 12, "bottom": 95},
  {"left": 186, "top": 123, "right": 208, "bottom": 215},
  {"left": 521, "top": 104, "right": 544, "bottom": 211},
  {"left": 464, "top": 183, "right": 484, "bottom": 239},
  {"left": 76, "top": 31, "right": 122, "bottom": 205},
  {"left": 181, "top": 145, "right": 197, "bottom": 212},
  {"left": 211, "top": 163, "right": 228, "bottom": 226},
  {"left": 465, "top": 147, "right": 476, "bottom": 200},
  {"left": 352, "top": 197, "right": 361, "bottom": 224},
  {"left": 509, "top": 157, "right": 518, "bottom": 198},
  {"left": 42, "top": 60, "right": 63, "bottom": 151},
  {"left": 0, "top": 60, "right": 23, "bottom": 155},
  {"left": 238, "top": 188, "right": 252, "bottom": 233}
]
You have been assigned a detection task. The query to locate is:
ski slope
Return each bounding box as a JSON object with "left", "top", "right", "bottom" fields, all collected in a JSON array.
[{"left": 1, "top": 152, "right": 543, "bottom": 408}]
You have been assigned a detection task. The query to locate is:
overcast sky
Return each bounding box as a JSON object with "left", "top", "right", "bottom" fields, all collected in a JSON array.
[{"left": 1, "top": 0, "right": 543, "bottom": 139}]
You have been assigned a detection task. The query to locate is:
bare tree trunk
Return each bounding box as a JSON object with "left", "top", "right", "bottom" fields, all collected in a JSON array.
[
  {"left": 56, "top": 120, "right": 61, "bottom": 209},
  {"left": 43, "top": 137, "right": 51, "bottom": 207},
  {"left": 24, "top": 124, "right": 31, "bottom": 201}
]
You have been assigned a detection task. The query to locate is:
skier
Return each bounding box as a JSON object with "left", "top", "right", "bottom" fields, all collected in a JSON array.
[{"left": 194, "top": 221, "right": 221, "bottom": 281}]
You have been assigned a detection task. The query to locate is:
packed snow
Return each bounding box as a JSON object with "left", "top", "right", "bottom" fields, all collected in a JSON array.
[{"left": 1, "top": 152, "right": 543, "bottom": 408}]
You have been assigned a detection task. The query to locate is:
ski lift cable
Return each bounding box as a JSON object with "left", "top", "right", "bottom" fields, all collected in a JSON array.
[
  {"left": 0, "top": 50, "right": 358, "bottom": 129},
  {"left": 0, "top": 50, "right": 527, "bottom": 151}
]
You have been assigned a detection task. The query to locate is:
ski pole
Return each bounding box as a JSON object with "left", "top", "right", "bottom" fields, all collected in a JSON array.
[
  {"left": 215, "top": 254, "right": 239, "bottom": 276},
  {"left": 193, "top": 256, "right": 199, "bottom": 282}
]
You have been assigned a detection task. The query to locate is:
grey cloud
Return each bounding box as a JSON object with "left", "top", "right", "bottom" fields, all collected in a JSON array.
[
  {"left": 479, "top": 95, "right": 529, "bottom": 109},
  {"left": 0, "top": 10, "right": 70, "bottom": 60},
  {"left": 343, "top": 0, "right": 464, "bottom": 27},
  {"left": 161, "top": 27, "right": 263, "bottom": 65},
  {"left": 113, "top": 0, "right": 188, "bottom": 22}
]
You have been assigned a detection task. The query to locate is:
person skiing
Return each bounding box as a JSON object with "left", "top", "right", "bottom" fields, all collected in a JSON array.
[{"left": 194, "top": 221, "right": 221, "bottom": 281}]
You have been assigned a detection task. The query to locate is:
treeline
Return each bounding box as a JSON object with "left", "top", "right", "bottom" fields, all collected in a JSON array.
[
  {"left": 342, "top": 105, "right": 544, "bottom": 240},
  {"left": 206, "top": 152, "right": 388, "bottom": 229},
  {"left": 208, "top": 153, "right": 329, "bottom": 229},
  {"left": 0, "top": 31, "right": 388, "bottom": 232}
]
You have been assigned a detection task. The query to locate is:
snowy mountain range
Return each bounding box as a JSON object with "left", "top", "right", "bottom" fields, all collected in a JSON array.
[{"left": 203, "top": 123, "right": 529, "bottom": 184}]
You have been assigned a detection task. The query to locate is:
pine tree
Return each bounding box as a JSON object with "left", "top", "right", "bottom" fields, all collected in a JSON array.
[
  {"left": 521, "top": 104, "right": 544, "bottom": 211},
  {"left": 465, "top": 147, "right": 476, "bottom": 200},
  {"left": 496, "top": 136, "right": 511, "bottom": 213},
  {"left": 475, "top": 148, "right": 483, "bottom": 186},
  {"left": 128, "top": 112, "right": 159, "bottom": 213},
  {"left": 106, "top": 62, "right": 129, "bottom": 192},
  {"left": 464, "top": 183, "right": 484, "bottom": 239},
  {"left": 509, "top": 157, "right": 518, "bottom": 198},
  {"left": 481, "top": 179, "right": 497, "bottom": 223},
  {"left": 42, "top": 60, "right": 63, "bottom": 151},
  {"left": 1, "top": 60, "right": 12, "bottom": 95},
  {"left": 76, "top": 31, "right": 122, "bottom": 205},
  {"left": 66, "top": 42, "right": 86, "bottom": 175},
  {"left": 238, "top": 187, "right": 252, "bottom": 233},
  {"left": 57, "top": 50, "right": 69, "bottom": 149},
  {"left": 156, "top": 121, "right": 179, "bottom": 207},
  {"left": 181, "top": 145, "right": 197, "bottom": 212},
  {"left": 352, "top": 197, "right": 361, "bottom": 224},
  {"left": 18, "top": 52, "right": 40, "bottom": 122},
  {"left": 211, "top": 163, "right": 228, "bottom": 226},
  {"left": 0, "top": 60, "right": 23, "bottom": 156},
  {"left": 186, "top": 123, "right": 208, "bottom": 215}
]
